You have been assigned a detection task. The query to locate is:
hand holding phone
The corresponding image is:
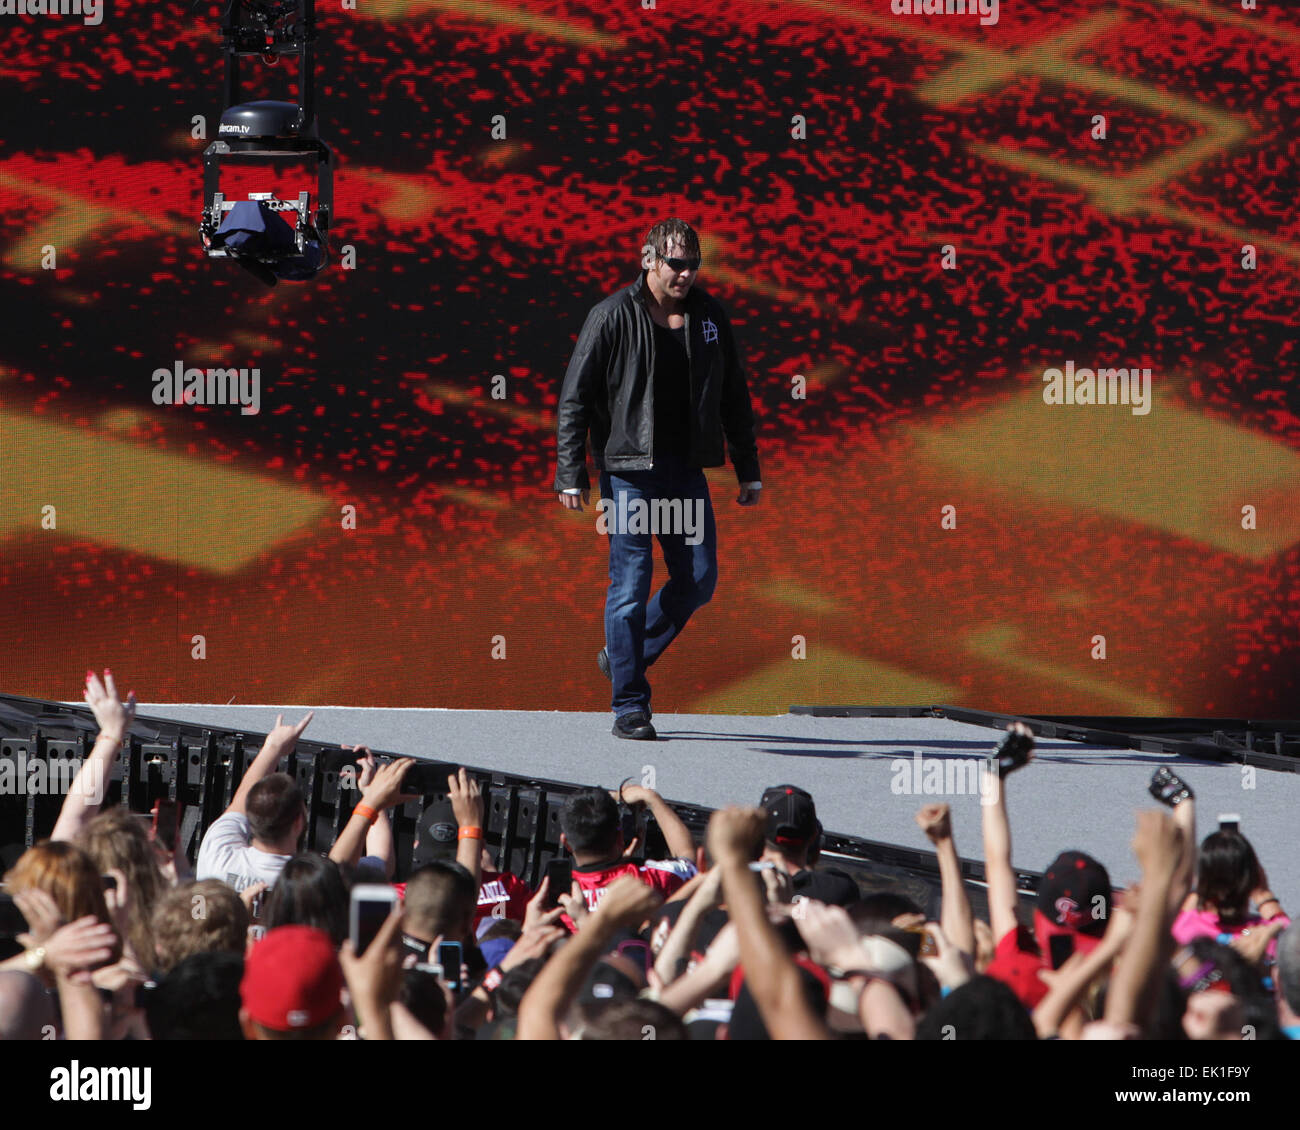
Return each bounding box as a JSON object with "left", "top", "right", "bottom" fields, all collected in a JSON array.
[
  {"left": 991, "top": 724, "right": 1034, "bottom": 779},
  {"left": 151, "top": 799, "right": 180, "bottom": 854},
  {"left": 436, "top": 941, "right": 463, "bottom": 993},
  {"left": 903, "top": 923, "right": 938, "bottom": 957},
  {"left": 1047, "top": 933, "right": 1075, "bottom": 970},
  {"left": 1149, "top": 768, "right": 1193, "bottom": 808},
  {"left": 543, "top": 859, "right": 572, "bottom": 909},
  {"left": 349, "top": 884, "right": 398, "bottom": 956}
]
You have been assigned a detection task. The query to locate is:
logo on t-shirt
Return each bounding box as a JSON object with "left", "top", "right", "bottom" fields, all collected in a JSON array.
[
  {"left": 479, "top": 879, "right": 510, "bottom": 908},
  {"left": 701, "top": 318, "right": 718, "bottom": 343}
]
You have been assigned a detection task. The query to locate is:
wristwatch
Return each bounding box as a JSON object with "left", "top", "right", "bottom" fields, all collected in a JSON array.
[{"left": 23, "top": 946, "right": 46, "bottom": 973}]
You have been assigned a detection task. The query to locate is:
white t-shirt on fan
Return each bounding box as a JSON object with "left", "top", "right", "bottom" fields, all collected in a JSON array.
[{"left": 196, "top": 811, "right": 292, "bottom": 893}]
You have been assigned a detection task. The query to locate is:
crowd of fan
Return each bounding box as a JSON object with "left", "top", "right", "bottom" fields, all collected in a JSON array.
[{"left": 1, "top": 669, "right": 1296, "bottom": 1040}]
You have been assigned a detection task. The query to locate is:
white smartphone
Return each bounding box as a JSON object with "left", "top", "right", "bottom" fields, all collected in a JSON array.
[{"left": 350, "top": 884, "right": 398, "bottom": 955}]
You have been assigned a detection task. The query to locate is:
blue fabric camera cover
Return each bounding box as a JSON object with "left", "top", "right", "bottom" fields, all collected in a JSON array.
[{"left": 213, "top": 200, "right": 324, "bottom": 281}]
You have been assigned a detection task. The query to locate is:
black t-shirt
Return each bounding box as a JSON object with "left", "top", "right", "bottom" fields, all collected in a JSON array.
[
  {"left": 652, "top": 320, "right": 691, "bottom": 459},
  {"left": 792, "top": 868, "right": 860, "bottom": 908}
]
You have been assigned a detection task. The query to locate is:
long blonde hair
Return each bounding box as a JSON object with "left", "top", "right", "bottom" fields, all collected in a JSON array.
[{"left": 78, "top": 808, "right": 167, "bottom": 969}]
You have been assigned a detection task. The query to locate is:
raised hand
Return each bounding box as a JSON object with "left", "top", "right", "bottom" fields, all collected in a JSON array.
[
  {"left": 760, "top": 865, "right": 794, "bottom": 906},
  {"left": 84, "top": 669, "right": 136, "bottom": 742},
  {"left": 263, "top": 710, "right": 315, "bottom": 754},
  {"left": 501, "top": 925, "right": 566, "bottom": 971},
  {"left": 360, "top": 758, "right": 419, "bottom": 811},
  {"left": 339, "top": 905, "right": 406, "bottom": 1039},
  {"left": 706, "top": 806, "right": 766, "bottom": 867},
  {"left": 915, "top": 803, "right": 952, "bottom": 843},
  {"left": 558, "top": 880, "right": 591, "bottom": 931},
  {"left": 793, "top": 900, "right": 863, "bottom": 970},
  {"left": 992, "top": 722, "right": 1034, "bottom": 778},
  {"left": 240, "top": 882, "right": 269, "bottom": 923},
  {"left": 592, "top": 876, "right": 660, "bottom": 930},
  {"left": 448, "top": 767, "right": 484, "bottom": 829},
  {"left": 919, "top": 921, "right": 974, "bottom": 992},
  {"left": 345, "top": 746, "right": 378, "bottom": 790},
  {"left": 522, "top": 877, "right": 566, "bottom": 933},
  {"left": 1132, "top": 809, "right": 1183, "bottom": 880}
]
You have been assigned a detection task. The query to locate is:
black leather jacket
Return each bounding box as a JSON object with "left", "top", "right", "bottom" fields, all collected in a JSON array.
[{"left": 552, "top": 271, "right": 761, "bottom": 491}]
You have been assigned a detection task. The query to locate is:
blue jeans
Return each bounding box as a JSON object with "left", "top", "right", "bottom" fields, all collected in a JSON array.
[{"left": 600, "top": 454, "right": 718, "bottom": 718}]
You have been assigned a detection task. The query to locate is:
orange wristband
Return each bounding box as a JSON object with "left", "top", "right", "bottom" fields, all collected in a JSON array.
[
  {"left": 353, "top": 804, "right": 379, "bottom": 825},
  {"left": 458, "top": 826, "right": 483, "bottom": 841}
]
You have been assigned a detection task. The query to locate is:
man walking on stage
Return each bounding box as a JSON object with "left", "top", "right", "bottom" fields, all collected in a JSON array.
[{"left": 553, "top": 219, "right": 762, "bottom": 740}]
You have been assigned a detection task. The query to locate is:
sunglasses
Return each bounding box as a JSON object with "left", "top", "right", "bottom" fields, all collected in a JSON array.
[{"left": 660, "top": 256, "right": 701, "bottom": 273}]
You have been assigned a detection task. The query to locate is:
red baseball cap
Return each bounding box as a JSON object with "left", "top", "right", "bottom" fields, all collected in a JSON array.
[{"left": 241, "top": 925, "right": 344, "bottom": 1032}]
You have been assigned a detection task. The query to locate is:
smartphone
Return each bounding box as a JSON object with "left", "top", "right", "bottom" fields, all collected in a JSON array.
[
  {"left": 1219, "top": 814, "right": 1240, "bottom": 834},
  {"left": 543, "top": 859, "right": 572, "bottom": 909},
  {"left": 436, "top": 941, "right": 463, "bottom": 993},
  {"left": 401, "top": 763, "right": 449, "bottom": 795},
  {"left": 903, "top": 923, "right": 938, "bottom": 957},
  {"left": 1149, "top": 768, "right": 1192, "bottom": 808},
  {"left": 349, "top": 884, "right": 398, "bottom": 956},
  {"left": 993, "top": 726, "right": 1033, "bottom": 776},
  {"left": 151, "top": 799, "right": 180, "bottom": 852},
  {"left": 1048, "top": 933, "right": 1075, "bottom": 970},
  {"left": 619, "top": 807, "right": 638, "bottom": 848}
]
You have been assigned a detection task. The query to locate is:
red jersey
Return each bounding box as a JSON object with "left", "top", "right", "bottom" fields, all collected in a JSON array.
[
  {"left": 475, "top": 869, "right": 530, "bottom": 927},
  {"left": 566, "top": 857, "right": 697, "bottom": 929},
  {"left": 392, "top": 869, "right": 530, "bottom": 928}
]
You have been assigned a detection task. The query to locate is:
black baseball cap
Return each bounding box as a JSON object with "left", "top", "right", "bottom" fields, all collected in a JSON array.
[
  {"left": 760, "top": 785, "right": 818, "bottom": 849},
  {"left": 412, "top": 800, "right": 459, "bottom": 866},
  {"left": 1036, "top": 850, "right": 1112, "bottom": 938}
]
